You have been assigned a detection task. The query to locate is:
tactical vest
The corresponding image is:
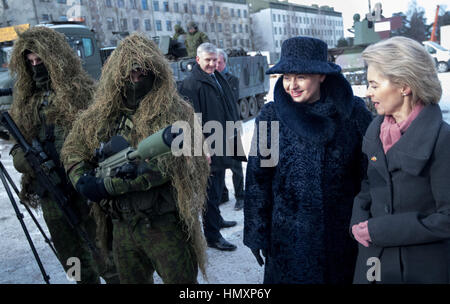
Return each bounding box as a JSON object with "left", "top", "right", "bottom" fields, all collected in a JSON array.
[{"left": 108, "top": 110, "right": 178, "bottom": 222}]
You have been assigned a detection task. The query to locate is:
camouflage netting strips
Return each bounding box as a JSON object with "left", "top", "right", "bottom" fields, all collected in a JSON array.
[
  {"left": 61, "top": 33, "right": 210, "bottom": 279},
  {"left": 9, "top": 26, "right": 95, "bottom": 208}
]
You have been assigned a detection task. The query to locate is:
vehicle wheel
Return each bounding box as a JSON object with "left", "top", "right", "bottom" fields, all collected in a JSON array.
[
  {"left": 256, "top": 94, "right": 266, "bottom": 109},
  {"left": 437, "top": 62, "right": 449, "bottom": 73},
  {"left": 239, "top": 98, "right": 249, "bottom": 120},
  {"left": 248, "top": 96, "right": 258, "bottom": 116}
]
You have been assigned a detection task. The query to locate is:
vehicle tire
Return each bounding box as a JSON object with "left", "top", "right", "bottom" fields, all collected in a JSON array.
[
  {"left": 437, "top": 62, "right": 449, "bottom": 73},
  {"left": 239, "top": 98, "right": 249, "bottom": 120},
  {"left": 248, "top": 96, "right": 258, "bottom": 117},
  {"left": 256, "top": 94, "right": 266, "bottom": 109}
]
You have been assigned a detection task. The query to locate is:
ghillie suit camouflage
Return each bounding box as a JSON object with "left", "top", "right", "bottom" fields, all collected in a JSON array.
[
  {"left": 8, "top": 26, "right": 118, "bottom": 283},
  {"left": 9, "top": 26, "right": 93, "bottom": 206},
  {"left": 62, "top": 33, "right": 210, "bottom": 282}
]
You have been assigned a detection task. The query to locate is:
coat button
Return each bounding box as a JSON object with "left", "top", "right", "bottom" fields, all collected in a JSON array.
[{"left": 384, "top": 205, "right": 391, "bottom": 214}]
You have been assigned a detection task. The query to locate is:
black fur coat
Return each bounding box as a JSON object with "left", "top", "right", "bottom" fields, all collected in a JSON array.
[{"left": 244, "top": 74, "right": 373, "bottom": 283}]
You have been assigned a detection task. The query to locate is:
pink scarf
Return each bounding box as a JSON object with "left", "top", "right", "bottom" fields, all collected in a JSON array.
[{"left": 379, "top": 103, "right": 425, "bottom": 154}]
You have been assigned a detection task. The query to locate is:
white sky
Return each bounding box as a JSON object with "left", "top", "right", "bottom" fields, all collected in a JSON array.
[{"left": 288, "top": 0, "right": 447, "bottom": 37}]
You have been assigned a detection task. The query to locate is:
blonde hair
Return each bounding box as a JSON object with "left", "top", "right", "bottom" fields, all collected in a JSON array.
[{"left": 362, "top": 36, "right": 442, "bottom": 105}]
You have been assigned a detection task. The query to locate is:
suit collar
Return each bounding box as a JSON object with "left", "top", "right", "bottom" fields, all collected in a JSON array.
[{"left": 363, "top": 104, "right": 443, "bottom": 177}]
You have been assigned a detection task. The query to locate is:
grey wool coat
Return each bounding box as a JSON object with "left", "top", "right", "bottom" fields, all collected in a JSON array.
[{"left": 350, "top": 104, "right": 450, "bottom": 284}]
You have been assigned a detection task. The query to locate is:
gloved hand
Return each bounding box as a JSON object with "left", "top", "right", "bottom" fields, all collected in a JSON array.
[
  {"left": 75, "top": 175, "right": 110, "bottom": 203},
  {"left": 251, "top": 248, "right": 266, "bottom": 267},
  {"left": 10, "top": 145, "right": 33, "bottom": 174}
]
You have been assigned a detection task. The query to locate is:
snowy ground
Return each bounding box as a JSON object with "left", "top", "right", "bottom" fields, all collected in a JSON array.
[{"left": 0, "top": 72, "right": 449, "bottom": 284}]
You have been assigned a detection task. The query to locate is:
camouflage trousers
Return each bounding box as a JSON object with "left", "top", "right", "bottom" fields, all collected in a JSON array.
[
  {"left": 41, "top": 198, "right": 120, "bottom": 284},
  {"left": 112, "top": 212, "right": 198, "bottom": 284}
]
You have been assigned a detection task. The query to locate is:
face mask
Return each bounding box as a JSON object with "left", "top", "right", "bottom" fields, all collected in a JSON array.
[
  {"left": 31, "top": 63, "right": 50, "bottom": 87},
  {"left": 124, "top": 71, "right": 155, "bottom": 109}
]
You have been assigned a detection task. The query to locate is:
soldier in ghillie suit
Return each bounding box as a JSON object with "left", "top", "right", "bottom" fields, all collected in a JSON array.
[
  {"left": 185, "top": 21, "right": 209, "bottom": 58},
  {"left": 61, "top": 33, "right": 210, "bottom": 284},
  {"left": 8, "top": 27, "right": 118, "bottom": 283}
]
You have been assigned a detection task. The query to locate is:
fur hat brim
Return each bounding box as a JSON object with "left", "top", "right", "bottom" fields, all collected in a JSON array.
[{"left": 266, "top": 58, "right": 341, "bottom": 75}]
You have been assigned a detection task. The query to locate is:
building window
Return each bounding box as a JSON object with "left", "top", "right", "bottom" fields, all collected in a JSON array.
[
  {"left": 243, "top": 10, "right": 247, "bottom": 18},
  {"left": 106, "top": 0, "right": 112, "bottom": 7},
  {"left": 210, "top": 23, "right": 215, "bottom": 32},
  {"left": 166, "top": 20, "right": 172, "bottom": 31},
  {"left": 200, "top": 5, "right": 205, "bottom": 15},
  {"left": 277, "top": 14, "right": 280, "bottom": 22},
  {"left": 239, "top": 24, "right": 242, "bottom": 33},
  {"left": 141, "top": 0, "right": 148, "bottom": 10},
  {"left": 245, "top": 24, "right": 248, "bottom": 33},
  {"left": 118, "top": 0, "right": 124, "bottom": 8},
  {"left": 208, "top": 6, "right": 213, "bottom": 15},
  {"left": 42, "top": 14, "right": 50, "bottom": 21},
  {"left": 237, "top": 9, "right": 240, "bottom": 18},
  {"left": 56, "top": 0, "right": 67, "bottom": 4},
  {"left": 212, "top": 39, "right": 216, "bottom": 45},
  {"left": 272, "top": 14, "right": 275, "bottom": 21},
  {"left": 191, "top": 4, "right": 196, "bottom": 14},
  {"left": 218, "top": 40, "right": 224, "bottom": 48},
  {"left": 106, "top": 17, "right": 115, "bottom": 30},
  {"left": 163, "top": 1, "right": 168, "bottom": 12},
  {"left": 174, "top": 2, "right": 178, "bottom": 12},
  {"left": 232, "top": 24, "right": 236, "bottom": 33},
  {"left": 133, "top": 18, "right": 140, "bottom": 30},
  {"left": 202, "top": 23, "right": 207, "bottom": 31},
  {"left": 183, "top": 3, "right": 188, "bottom": 13},
  {"left": 153, "top": 1, "right": 159, "bottom": 11},
  {"left": 231, "top": 9, "right": 235, "bottom": 18},
  {"left": 275, "top": 40, "right": 278, "bottom": 47},
  {"left": 217, "top": 23, "right": 222, "bottom": 32},
  {"left": 144, "top": 19, "right": 151, "bottom": 31},
  {"left": 156, "top": 20, "right": 162, "bottom": 31},
  {"left": 274, "top": 27, "right": 277, "bottom": 35},
  {"left": 215, "top": 7, "right": 220, "bottom": 17},
  {"left": 120, "top": 18, "right": 128, "bottom": 31},
  {"left": 130, "top": 0, "right": 137, "bottom": 9}
]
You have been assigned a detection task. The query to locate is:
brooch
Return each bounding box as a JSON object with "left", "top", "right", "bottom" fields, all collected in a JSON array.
[{"left": 371, "top": 156, "right": 377, "bottom": 162}]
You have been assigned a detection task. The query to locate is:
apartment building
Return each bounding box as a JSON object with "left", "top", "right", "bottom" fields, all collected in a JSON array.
[
  {"left": 0, "top": 0, "right": 251, "bottom": 49},
  {"left": 249, "top": 0, "right": 344, "bottom": 52}
]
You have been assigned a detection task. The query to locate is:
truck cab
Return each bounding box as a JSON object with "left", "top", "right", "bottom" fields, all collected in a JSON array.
[
  {"left": 422, "top": 41, "right": 450, "bottom": 73},
  {"left": 40, "top": 23, "right": 103, "bottom": 79}
]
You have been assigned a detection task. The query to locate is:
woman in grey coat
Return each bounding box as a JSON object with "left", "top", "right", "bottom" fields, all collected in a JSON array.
[{"left": 350, "top": 36, "right": 450, "bottom": 284}]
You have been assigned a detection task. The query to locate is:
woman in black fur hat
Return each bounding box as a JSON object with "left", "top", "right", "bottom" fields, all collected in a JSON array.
[{"left": 243, "top": 36, "right": 373, "bottom": 283}]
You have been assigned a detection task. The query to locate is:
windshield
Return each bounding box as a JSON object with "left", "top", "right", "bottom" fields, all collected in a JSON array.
[{"left": 428, "top": 41, "right": 448, "bottom": 51}]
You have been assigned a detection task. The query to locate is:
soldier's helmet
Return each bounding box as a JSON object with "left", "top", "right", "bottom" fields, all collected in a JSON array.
[{"left": 187, "top": 21, "right": 198, "bottom": 31}]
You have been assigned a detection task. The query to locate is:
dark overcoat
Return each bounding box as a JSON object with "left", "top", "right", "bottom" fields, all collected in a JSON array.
[
  {"left": 178, "top": 63, "right": 240, "bottom": 170},
  {"left": 244, "top": 74, "right": 373, "bottom": 283},
  {"left": 223, "top": 71, "right": 240, "bottom": 103},
  {"left": 350, "top": 104, "right": 450, "bottom": 284}
]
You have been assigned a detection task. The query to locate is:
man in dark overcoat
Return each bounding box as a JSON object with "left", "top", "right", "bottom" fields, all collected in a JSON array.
[
  {"left": 216, "top": 48, "right": 245, "bottom": 211},
  {"left": 178, "top": 42, "right": 242, "bottom": 251}
]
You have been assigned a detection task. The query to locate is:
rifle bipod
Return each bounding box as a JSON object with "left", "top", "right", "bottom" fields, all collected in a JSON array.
[{"left": 0, "top": 159, "right": 55, "bottom": 284}]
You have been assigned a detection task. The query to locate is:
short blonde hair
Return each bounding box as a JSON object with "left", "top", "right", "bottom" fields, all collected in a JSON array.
[{"left": 362, "top": 36, "right": 442, "bottom": 105}]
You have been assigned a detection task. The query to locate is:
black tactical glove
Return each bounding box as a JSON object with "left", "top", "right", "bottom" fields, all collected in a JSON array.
[
  {"left": 75, "top": 175, "right": 109, "bottom": 203},
  {"left": 251, "top": 248, "right": 267, "bottom": 267}
]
